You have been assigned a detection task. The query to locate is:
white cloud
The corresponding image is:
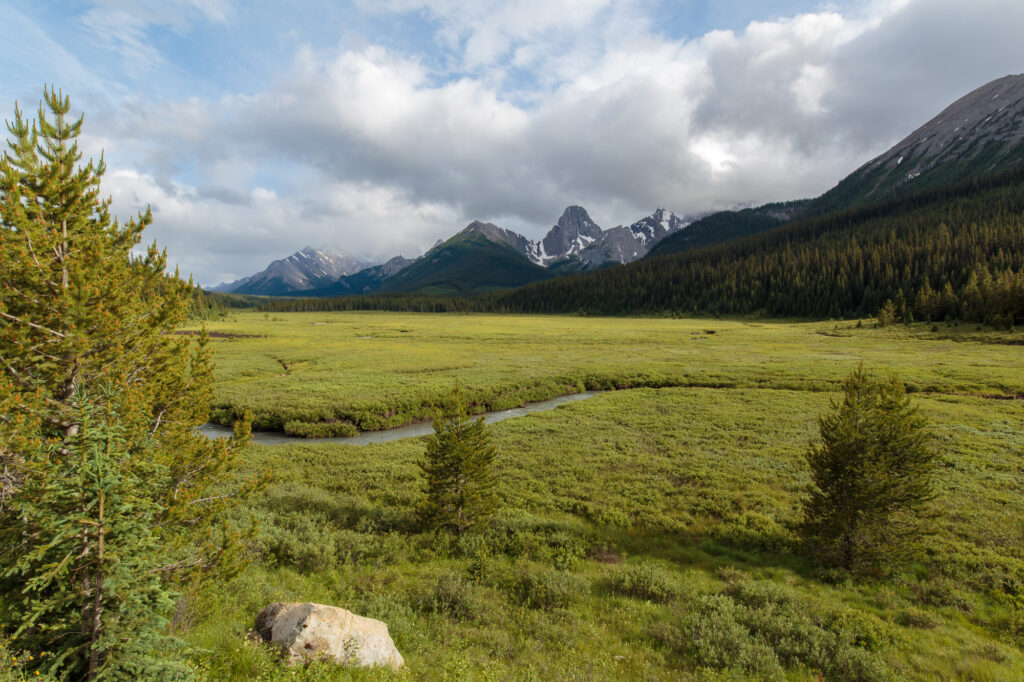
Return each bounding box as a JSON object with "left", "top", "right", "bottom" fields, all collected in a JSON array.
[
  {"left": 77, "top": 0, "right": 233, "bottom": 76},
  {"left": 363, "top": 0, "right": 614, "bottom": 69},
  {"left": 77, "top": 0, "right": 1024, "bottom": 285},
  {"left": 105, "top": 168, "right": 461, "bottom": 286}
]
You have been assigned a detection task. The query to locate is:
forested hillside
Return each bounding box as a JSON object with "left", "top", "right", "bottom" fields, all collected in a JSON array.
[
  {"left": 496, "top": 170, "right": 1024, "bottom": 324},
  {"left": 377, "top": 232, "right": 554, "bottom": 295},
  {"left": 645, "top": 206, "right": 786, "bottom": 258}
]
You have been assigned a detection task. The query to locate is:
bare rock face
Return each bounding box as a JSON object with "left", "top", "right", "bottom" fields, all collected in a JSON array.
[{"left": 255, "top": 602, "right": 404, "bottom": 670}]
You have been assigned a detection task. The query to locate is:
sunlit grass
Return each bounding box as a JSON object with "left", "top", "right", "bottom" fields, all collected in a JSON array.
[
  {"left": 187, "top": 311, "right": 1024, "bottom": 435},
  {"left": 178, "top": 309, "right": 1024, "bottom": 681}
]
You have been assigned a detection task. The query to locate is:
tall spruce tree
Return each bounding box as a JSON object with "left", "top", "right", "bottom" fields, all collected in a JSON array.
[
  {"left": 419, "top": 384, "right": 498, "bottom": 535},
  {"left": 0, "top": 89, "right": 252, "bottom": 678},
  {"left": 801, "top": 366, "right": 937, "bottom": 576}
]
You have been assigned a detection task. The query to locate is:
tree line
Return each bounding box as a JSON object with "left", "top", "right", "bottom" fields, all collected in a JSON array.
[
  {"left": 240, "top": 169, "right": 1024, "bottom": 326},
  {"left": 496, "top": 169, "right": 1024, "bottom": 325}
]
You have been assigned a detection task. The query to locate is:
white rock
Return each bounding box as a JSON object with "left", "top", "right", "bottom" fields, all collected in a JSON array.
[{"left": 255, "top": 602, "right": 404, "bottom": 670}]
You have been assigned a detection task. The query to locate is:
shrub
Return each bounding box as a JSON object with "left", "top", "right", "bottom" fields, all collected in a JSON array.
[
  {"left": 256, "top": 511, "right": 339, "bottom": 571},
  {"left": 609, "top": 563, "right": 682, "bottom": 603},
  {"left": 655, "top": 574, "right": 894, "bottom": 681},
  {"left": 283, "top": 420, "right": 358, "bottom": 438},
  {"left": 709, "top": 511, "right": 794, "bottom": 551},
  {"left": 418, "top": 572, "right": 481, "bottom": 620},
  {"left": 666, "top": 594, "right": 784, "bottom": 678},
  {"left": 895, "top": 608, "right": 940, "bottom": 629},
  {"left": 511, "top": 565, "right": 587, "bottom": 610}
]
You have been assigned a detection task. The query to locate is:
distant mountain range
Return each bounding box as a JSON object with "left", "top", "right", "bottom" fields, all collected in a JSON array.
[
  {"left": 212, "top": 74, "right": 1024, "bottom": 302},
  {"left": 214, "top": 205, "right": 694, "bottom": 297},
  {"left": 211, "top": 247, "right": 372, "bottom": 296}
]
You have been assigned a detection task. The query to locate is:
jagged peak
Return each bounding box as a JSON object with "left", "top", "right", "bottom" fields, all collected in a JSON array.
[{"left": 556, "top": 205, "right": 598, "bottom": 228}]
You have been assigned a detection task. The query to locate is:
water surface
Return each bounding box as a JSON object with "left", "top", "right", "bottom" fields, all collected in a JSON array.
[{"left": 199, "top": 391, "right": 599, "bottom": 446}]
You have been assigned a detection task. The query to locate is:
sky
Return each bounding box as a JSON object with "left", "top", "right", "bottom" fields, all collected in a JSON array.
[{"left": 1, "top": 0, "right": 1022, "bottom": 286}]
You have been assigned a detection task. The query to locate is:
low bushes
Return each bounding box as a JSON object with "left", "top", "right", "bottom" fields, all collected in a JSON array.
[
  {"left": 654, "top": 570, "right": 894, "bottom": 681},
  {"left": 608, "top": 562, "right": 682, "bottom": 603},
  {"left": 510, "top": 564, "right": 588, "bottom": 610}
]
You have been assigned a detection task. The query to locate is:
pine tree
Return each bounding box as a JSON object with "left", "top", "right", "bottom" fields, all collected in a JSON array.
[
  {"left": 800, "top": 366, "right": 937, "bottom": 576},
  {"left": 419, "top": 384, "right": 498, "bottom": 535},
  {"left": 0, "top": 89, "right": 252, "bottom": 678}
]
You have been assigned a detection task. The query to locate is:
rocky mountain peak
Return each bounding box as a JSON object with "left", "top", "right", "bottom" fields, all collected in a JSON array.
[
  {"left": 212, "top": 246, "right": 373, "bottom": 295},
  {"left": 536, "top": 205, "right": 603, "bottom": 264}
]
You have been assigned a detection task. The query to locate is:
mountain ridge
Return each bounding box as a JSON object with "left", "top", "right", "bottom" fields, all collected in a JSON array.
[
  {"left": 812, "top": 73, "right": 1024, "bottom": 213},
  {"left": 212, "top": 247, "right": 373, "bottom": 296},
  {"left": 221, "top": 206, "right": 692, "bottom": 297}
]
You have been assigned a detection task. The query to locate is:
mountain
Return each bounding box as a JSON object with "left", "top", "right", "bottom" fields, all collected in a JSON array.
[
  {"left": 495, "top": 169, "right": 1024, "bottom": 320},
  {"left": 454, "top": 205, "right": 688, "bottom": 270},
  {"left": 576, "top": 208, "right": 692, "bottom": 266},
  {"left": 459, "top": 221, "right": 538, "bottom": 255},
  {"left": 225, "top": 206, "right": 691, "bottom": 299},
  {"left": 495, "top": 76, "right": 1024, "bottom": 320},
  {"left": 813, "top": 73, "right": 1024, "bottom": 213},
  {"left": 527, "top": 206, "right": 605, "bottom": 265},
  {"left": 213, "top": 247, "right": 373, "bottom": 296},
  {"left": 650, "top": 75, "right": 1024, "bottom": 259},
  {"left": 646, "top": 201, "right": 808, "bottom": 259},
  {"left": 297, "top": 256, "right": 414, "bottom": 297},
  {"left": 375, "top": 229, "right": 554, "bottom": 295},
  {"left": 363, "top": 207, "right": 689, "bottom": 296}
]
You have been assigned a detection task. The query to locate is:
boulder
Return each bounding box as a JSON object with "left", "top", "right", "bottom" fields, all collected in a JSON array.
[{"left": 255, "top": 602, "right": 404, "bottom": 670}]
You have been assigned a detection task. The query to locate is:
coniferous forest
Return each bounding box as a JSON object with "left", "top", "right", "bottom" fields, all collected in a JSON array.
[
  {"left": 496, "top": 170, "right": 1024, "bottom": 324},
  {"left": 250, "top": 169, "right": 1024, "bottom": 327}
]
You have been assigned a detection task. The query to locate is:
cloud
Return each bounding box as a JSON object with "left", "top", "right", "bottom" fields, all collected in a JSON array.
[
  {"left": 77, "top": 0, "right": 233, "bottom": 76},
  {"left": 74, "top": 0, "right": 1024, "bottom": 285},
  {"left": 106, "top": 168, "right": 461, "bottom": 286},
  {"left": 362, "top": 0, "right": 615, "bottom": 70}
]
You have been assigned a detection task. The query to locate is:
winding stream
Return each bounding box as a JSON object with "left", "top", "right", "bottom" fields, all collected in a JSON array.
[{"left": 198, "top": 391, "right": 600, "bottom": 446}]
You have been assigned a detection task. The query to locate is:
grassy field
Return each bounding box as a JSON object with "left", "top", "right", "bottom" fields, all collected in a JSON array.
[
  {"left": 175, "top": 312, "right": 1023, "bottom": 680},
  {"left": 188, "top": 311, "right": 1024, "bottom": 436}
]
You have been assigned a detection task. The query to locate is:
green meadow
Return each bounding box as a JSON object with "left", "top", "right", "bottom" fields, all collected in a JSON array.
[
  {"left": 193, "top": 311, "right": 1023, "bottom": 436},
  {"left": 179, "top": 312, "right": 1024, "bottom": 680}
]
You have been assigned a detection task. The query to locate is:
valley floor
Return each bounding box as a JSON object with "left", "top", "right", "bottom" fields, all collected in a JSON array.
[{"left": 179, "top": 312, "right": 1024, "bottom": 680}]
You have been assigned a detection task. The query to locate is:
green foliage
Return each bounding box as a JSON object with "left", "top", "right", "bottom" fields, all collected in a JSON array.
[
  {"left": 708, "top": 511, "right": 794, "bottom": 552},
  {"left": 801, "top": 366, "right": 937, "bottom": 575},
  {"left": 419, "top": 384, "right": 498, "bottom": 534},
  {"left": 194, "top": 310, "right": 1024, "bottom": 437},
  {"left": 646, "top": 205, "right": 787, "bottom": 258},
  {"left": 656, "top": 572, "right": 894, "bottom": 681},
  {"left": 417, "top": 572, "right": 482, "bottom": 620},
  {"left": 510, "top": 564, "right": 587, "bottom": 610},
  {"left": 3, "top": 389, "right": 188, "bottom": 679},
  {"left": 0, "top": 89, "right": 252, "bottom": 678},
  {"left": 876, "top": 299, "right": 899, "bottom": 327},
  {"left": 607, "top": 562, "right": 681, "bottom": 603}
]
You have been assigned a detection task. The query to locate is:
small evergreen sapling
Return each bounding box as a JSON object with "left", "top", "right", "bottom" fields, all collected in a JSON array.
[
  {"left": 419, "top": 384, "right": 498, "bottom": 535},
  {"left": 801, "top": 366, "right": 937, "bottom": 576}
]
